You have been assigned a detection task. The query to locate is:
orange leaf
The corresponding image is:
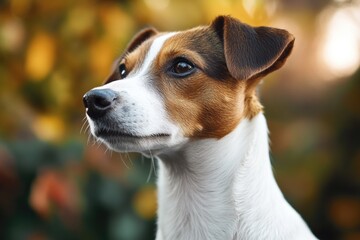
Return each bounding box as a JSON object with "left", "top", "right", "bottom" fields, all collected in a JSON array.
[
  {"left": 25, "top": 33, "right": 56, "bottom": 80},
  {"left": 30, "top": 170, "right": 79, "bottom": 219},
  {"left": 133, "top": 185, "right": 157, "bottom": 220},
  {"left": 31, "top": 114, "right": 65, "bottom": 142}
]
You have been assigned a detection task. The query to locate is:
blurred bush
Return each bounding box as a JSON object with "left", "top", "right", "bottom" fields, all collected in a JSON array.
[{"left": 0, "top": 0, "right": 359, "bottom": 239}]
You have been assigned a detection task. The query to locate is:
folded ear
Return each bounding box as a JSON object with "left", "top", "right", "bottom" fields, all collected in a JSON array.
[
  {"left": 211, "top": 15, "right": 295, "bottom": 81},
  {"left": 125, "top": 27, "right": 158, "bottom": 53}
]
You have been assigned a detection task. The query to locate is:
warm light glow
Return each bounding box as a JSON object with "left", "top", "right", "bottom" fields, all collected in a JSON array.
[
  {"left": 31, "top": 114, "right": 65, "bottom": 142},
  {"left": 243, "top": 0, "right": 278, "bottom": 19},
  {"left": 144, "top": 0, "right": 170, "bottom": 11},
  {"left": 320, "top": 5, "right": 360, "bottom": 78},
  {"left": 25, "top": 33, "right": 56, "bottom": 80}
]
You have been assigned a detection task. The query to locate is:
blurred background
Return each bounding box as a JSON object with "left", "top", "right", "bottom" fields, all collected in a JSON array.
[{"left": 0, "top": 0, "right": 359, "bottom": 239}]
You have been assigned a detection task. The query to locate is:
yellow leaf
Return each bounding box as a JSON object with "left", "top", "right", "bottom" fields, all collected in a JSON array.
[
  {"left": 25, "top": 33, "right": 56, "bottom": 81},
  {"left": 50, "top": 70, "right": 71, "bottom": 106},
  {"left": 31, "top": 114, "right": 65, "bottom": 142},
  {"left": 133, "top": 185, "right": 157, "bottom": 220},
  {"left": 99, "top": 4, "right": 135, "bottom": 43},
  {"left": 89, "top": 39, "right": 114, "bottom": 80},
  {"left": 63, "top": 5, "right": 96, "bottom": 36},
  {"left": 10, "top": 0, "right": 31, "bottom": 16}
]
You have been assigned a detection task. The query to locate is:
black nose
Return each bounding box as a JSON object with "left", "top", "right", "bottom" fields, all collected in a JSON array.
[{"left": 83, "top": 89, "right": 118, "bottom": 119}]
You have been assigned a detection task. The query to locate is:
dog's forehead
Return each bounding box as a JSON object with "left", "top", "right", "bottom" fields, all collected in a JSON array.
[
  {"left": 164, "top": 27, "right": 221, "bottom": 53},
  {"left": 105, "top": 26, "right": 228, "bottom": 84},
  {"left": 123, "top": 32, "right": 177, "bottom": 74},
  {"left": 124, "top": 26, "right": 228, "bottom": 80},
  {"left": 106, "top": 32, "right": 176, "bottom": 83}
]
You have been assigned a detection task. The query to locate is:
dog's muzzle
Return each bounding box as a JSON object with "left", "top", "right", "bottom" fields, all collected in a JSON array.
[{"left": 83, "top": 89, "right": 118, "bottom": 119}]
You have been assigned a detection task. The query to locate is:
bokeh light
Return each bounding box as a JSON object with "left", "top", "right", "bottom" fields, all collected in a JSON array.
[{"left": 319, "top": 2, "right": 360, "bottom": 79}]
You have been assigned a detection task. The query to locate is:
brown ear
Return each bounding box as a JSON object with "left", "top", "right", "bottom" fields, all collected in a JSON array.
[
  {"left": 125, "top": 27, "right": 158, "bottom": 53},
  {"left": 211, "top": 16, "right": 295, "bottom": 81}
]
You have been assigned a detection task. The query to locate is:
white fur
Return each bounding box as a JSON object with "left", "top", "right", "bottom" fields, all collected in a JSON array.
[{"left": 155, "top": 114, "right": 317, "bottom": 240}]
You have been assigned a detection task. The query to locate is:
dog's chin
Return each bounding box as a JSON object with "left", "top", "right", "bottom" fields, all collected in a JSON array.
[
  {"left": 100, "top": 135, "right": 172, "bottom": 152},
  {"left": 92, "top": 128, "right": 181, "bottom": 154}
]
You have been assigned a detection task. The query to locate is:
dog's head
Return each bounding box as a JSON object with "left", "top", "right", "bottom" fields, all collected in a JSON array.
[{"left": 83, "top": 16, "right": 294, "bottom": 154}]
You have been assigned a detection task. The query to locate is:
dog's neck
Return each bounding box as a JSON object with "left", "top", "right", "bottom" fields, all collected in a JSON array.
[{"left": 155, "top": 113, "right": 314, "bottom": 240}]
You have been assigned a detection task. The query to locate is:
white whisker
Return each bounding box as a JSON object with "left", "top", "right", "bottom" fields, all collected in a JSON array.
[
  {"left": 87, "top": 133, "right": 94, "bottom": 145},
  {"left": 146, "top": 155, "right": 153, "bottom": 183},
  {"left": 95, "top": 139, "right": 103, "bottom": 149},
  {"left": 125, "top": 146, "right": 134, "bottom": 167},
  {"left": 149, "top": 149, "right": 157, "bottom": 177},
  {"left": 80, "top": 117, "right": 88, "bottom": 134},
  {"left": 85, "top": 124, "right": 90, "bottom": 134},
  {"left": 118, "top": 153, "right": 131, "bottom": 169},
  {"left": 104, "top": 147, "right": 109, "bottom": 155}
]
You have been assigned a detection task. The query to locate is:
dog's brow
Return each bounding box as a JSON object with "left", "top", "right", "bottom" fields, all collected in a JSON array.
[{"left": 136, "top": 32, "right": 177, "bottom": 77}]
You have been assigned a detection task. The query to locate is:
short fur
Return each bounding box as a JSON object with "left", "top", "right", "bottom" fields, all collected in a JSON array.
[{"left": 83, "top": 16, "right": 317, "bottom": 240}]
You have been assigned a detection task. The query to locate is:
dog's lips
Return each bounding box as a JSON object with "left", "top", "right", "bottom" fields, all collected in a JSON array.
[
  {"left": 93, "top": 128, "right": 177, "bottom": 152},
  {"left": 95, "top": 128, "right": 171, "bottom": 140}
]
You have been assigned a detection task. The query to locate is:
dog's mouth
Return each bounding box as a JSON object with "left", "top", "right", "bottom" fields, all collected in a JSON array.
[
  {"left": 93, "top": 128, "right": 174, "bottom": 152},
  {"left": 95, "top": 128, "right": 171, "bottom": 139}
]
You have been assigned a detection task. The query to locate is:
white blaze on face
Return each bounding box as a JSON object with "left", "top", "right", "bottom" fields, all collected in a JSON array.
[
  {"left": 87, "top": 32, "right": 186, "bottom": 151},
  {"left": 136, "top": 33, "right": 176, "bottom": 77}
]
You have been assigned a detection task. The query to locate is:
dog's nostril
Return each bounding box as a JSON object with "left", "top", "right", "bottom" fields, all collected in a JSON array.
[
  {"left": 94, "top": 95, "right": 111, "bottom": 109},
  {"left": 83, "top": 89, "right": 119, "bottom": 119}
]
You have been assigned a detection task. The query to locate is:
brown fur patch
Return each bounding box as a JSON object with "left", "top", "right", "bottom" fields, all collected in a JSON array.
[
  {"left": 149, "top": 17, "right": 293, "bottom": 138},
  {"left": 152, "top": 28, "right": 249, "bottom": 138}
]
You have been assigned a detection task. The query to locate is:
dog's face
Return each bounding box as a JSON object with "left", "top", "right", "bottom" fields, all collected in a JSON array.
[{"left": 83, "top": 16, "right": 294, "bottom": 154}]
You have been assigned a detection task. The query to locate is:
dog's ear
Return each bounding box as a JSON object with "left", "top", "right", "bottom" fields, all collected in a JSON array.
[
  {"left": 125, "top": 27, "right": 158, "bottom": 53},
  {"left": 211, "top": 16, "right": 295, "bottom": 81}
]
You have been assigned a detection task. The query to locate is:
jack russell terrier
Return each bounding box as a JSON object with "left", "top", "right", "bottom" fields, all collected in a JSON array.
[{"left": 83, "top": 15, "right": 317, "bottom": 240}]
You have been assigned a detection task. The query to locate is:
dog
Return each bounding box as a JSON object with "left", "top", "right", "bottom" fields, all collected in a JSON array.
[{"left": 83, "top": 15, "right": 318, "bottom": 240}]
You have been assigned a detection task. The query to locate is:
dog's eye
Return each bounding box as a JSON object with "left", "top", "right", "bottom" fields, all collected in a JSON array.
[
  {"left": 170, "top": 59, "right": 195, "bottom": 77},
  {"left": 118, "top": 63, "right": 127, "bottom": 79}
]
